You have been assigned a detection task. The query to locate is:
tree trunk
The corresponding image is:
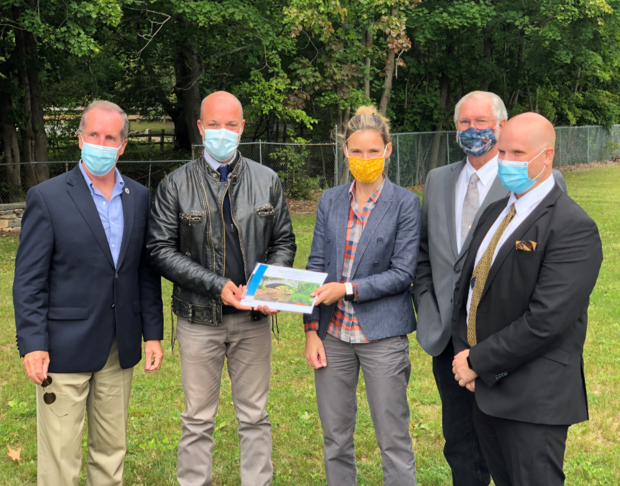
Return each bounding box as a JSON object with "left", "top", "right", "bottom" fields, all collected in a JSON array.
[
  {"left": 483, "top": 36, "right": 493, "bottom": 91},
  {"left": 364, "top": 29, "right": 373, "bottom": 98},
  {"left": 0, "top": 84, "right": 25, "bottom": 202},
  {"left": 429, "top": 69, "right": 451, "bottom": 170},
  {"left": 13, "top": 7, "right": 34, "bottom": 167},
  {"left": 14, "top": 3, "right": 49, "bottom": 187},
  {"left": 174, "top": 13, "right": 203, "bottom": 149},
  {"left": 378, "top": 9, "right": 398, "bottom": 117}
]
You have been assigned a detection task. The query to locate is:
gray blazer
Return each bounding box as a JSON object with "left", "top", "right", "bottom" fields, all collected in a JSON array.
[
  {"left": 411, "top": 158, "right": 567, "bottom": 356},
  {"left": 304, "top": 177, "right": 421, "bottom": 341}
]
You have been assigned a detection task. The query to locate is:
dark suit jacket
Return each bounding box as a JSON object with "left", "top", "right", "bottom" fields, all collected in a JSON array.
[
  {"left": 451, "top": 182, "right": 603, "bottom": 425},
  {"left": 303, "top": 177, "right": 421, "bottom": 341},
  {"left": 13, "top": 165, "right": 164, "bottom": 373}
]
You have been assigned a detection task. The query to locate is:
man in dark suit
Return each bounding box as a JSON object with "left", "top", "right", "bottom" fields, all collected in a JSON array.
[
  {"left": 13, "top": 100, "right": 164, "bottom": 486},
  {"left": 412, "top": 91, "right": 566, "bottom": 486},
  {"left": 451, "top": 112, "right": 603, "bottom": 486}
]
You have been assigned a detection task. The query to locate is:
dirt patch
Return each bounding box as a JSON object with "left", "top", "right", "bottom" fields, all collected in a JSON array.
[
  {"left": 556, "top": 160, "right": 620, "bottom": 173},
  {"left": 286, "top": 190, "right": 321, "bottom": 215}
]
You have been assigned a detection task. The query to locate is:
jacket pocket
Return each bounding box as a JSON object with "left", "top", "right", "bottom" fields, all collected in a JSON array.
[
  {"left": 255, "top": 204, "right": 275, "bottom": 218},
  {"left": 47, "top": 307, "right": 89, "bottom": 320},
  {"left": 133, "top": 300, "right": 142, "bottom": 314},
  {"left": 540, "top": 348, "right": 569, "bottom": 366},
  {"left": 179, "top": 212, "right": 204, "bottom": 226}
]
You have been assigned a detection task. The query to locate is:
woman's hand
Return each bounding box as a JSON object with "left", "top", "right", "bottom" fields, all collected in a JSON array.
[
  {"left": 305, "top": 331, "right": 327, "bottom": 369},
  {"left": 311, "top": 282, "right": 347, "bottom": 306}
]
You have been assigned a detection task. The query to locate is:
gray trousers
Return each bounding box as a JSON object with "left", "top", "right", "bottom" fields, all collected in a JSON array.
[
  {"left": 315, "top": 333, "right": 417, "bottom": 486},
  {"left": 176, "top": 314, "right": 273, "bottom": 486}
]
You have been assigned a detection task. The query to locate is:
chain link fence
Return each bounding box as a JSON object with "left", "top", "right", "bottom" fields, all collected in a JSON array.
[{"left": 1, "top": 125, "right": 619, "bottom": 204}]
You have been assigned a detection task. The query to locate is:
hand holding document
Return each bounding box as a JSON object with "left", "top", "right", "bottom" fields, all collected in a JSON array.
[{"left": 241, "top": 264, "right": 328, "bottom": 314}]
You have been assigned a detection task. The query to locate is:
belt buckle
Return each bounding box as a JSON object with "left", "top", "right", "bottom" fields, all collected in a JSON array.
[{"left": 188, "top": 304, "right": 194, "bottom": 323}]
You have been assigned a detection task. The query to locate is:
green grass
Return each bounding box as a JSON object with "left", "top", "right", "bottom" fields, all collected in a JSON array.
[{"left": 1, "top": 168, "right": 620, "bottom": 485}]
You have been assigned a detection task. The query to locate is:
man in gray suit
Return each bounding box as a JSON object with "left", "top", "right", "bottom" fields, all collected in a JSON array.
[{"left": 412, "top": 91, "right": 566, "bottom": 486}]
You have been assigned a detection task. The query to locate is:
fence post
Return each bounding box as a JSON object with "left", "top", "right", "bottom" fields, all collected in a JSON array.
[
  {"left": 334, "top": 124, "right": 338, "bottom": 187},
  {"left": 160, "top": 129, "right": 165, "bottom": 152},
  {"left": 146, "top": 129, "right": 151, "bottom": 144},
  {"left": 587, "top": 127, "right": 590, "bottom": 163},
  {"left": 148, "top": 162, "right": 152, "bottom": 190},
  {"left": 259, "top": 139, "right": 263, "bottom": 164},
  {"left": 65, "top": 162, "right": 68, "bottom": 173},
  {"left": 396, "top": 134, "right": 401, "bottom": 186},
  {"left": 558, "top": 128, "right": 562, "bottom": 166},
  {"left": 446, "top": 132, "right": 450, "bottom": 166}
]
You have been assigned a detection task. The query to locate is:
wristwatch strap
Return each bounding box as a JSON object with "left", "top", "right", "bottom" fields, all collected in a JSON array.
[{"left": 344, "top": 282, "right": 354, "bottom": 301}]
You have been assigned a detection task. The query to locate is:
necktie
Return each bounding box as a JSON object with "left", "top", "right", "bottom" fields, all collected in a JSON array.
[
  {"left": 217, "top": 165, "right": 232, "bottom": 222},
  {"left": 461, "top": 173, "right": 480, "bottom": 248},
  {"left": 467, "top": 203, "right": 517, "bottom": 346}
]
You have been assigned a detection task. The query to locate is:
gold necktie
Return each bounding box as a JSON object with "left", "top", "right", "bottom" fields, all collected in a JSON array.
[{"left": 467, "top": 204, "right": 517, "bottom": 346}]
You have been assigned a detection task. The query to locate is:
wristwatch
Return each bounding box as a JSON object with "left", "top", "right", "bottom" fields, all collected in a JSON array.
[{"left": 344, "top": 282, "right": 355, "bottom": 302}]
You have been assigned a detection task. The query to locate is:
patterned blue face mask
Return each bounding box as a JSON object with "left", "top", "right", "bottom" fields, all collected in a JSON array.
[{"left": 457, "top": 127, "right": 497, "bottom": 157}]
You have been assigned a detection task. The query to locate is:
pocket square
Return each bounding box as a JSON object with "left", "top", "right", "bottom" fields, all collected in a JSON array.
[{"left": 516, "top": 240, "right": 537, "bottom": 251}]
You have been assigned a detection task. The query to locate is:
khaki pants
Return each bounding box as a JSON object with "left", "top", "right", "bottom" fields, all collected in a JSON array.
[
  {"left": 37, "top": 339, "right": 133, "bottom": 486},
  {"left": 176, "top": 313, "right": 273, "bottom": 486}
]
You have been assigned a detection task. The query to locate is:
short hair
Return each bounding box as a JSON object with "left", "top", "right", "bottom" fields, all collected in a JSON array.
[
  {"left": 78, "top": 100, "right": 129, "bottom": 141},
  {"left": 341, "top": 105, "right": 391, "bottom": 146},
  {"left": 454, "top": 91, "right": 508, "bottom": 126}
]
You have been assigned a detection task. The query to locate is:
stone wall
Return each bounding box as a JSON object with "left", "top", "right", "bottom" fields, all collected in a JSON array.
[{"left": 0, "top": 203, "right": 26, "bottom": 236}]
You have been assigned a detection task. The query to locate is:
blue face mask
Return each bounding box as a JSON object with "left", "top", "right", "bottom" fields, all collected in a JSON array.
[
  {"left": 81, "top": 142, "right": 120, "bottom": 176},
  {"left": 457, "top": 127, "right": 497, "bottom": 157},
  {"left": 498, "top": 150, "right": 546, "bottom": 194},
  {"left": 203, "top": 128, "right": 240, "bottom": 163}
]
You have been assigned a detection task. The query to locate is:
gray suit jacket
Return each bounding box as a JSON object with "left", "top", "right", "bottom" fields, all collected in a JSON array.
[
  {"left": 304, "top": 177, "right": 421, "bottom": 341},
  {"left": 411, "top": 158, "right": 567, "bottom": 356}
]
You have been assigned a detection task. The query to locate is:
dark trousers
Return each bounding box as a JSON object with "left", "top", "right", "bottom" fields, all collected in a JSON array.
[
  {"left": 472, "top": 401, "right": 569, "bottom": 486},
  {"left": 433, "top": 340, "right": 490, "bottom": 486}
]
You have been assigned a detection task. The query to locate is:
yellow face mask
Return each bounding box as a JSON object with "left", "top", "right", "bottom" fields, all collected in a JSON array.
[{"left": 345, "top": 146, "right": 387, "bottom": 184}]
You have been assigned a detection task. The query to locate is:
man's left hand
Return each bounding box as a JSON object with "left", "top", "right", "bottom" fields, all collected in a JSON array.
[
  {"left": 453, "top": 349, "right": 477, "bottom": 388},
  {"left": 144, "top": 340, "right": 163, "bottom": 373}
]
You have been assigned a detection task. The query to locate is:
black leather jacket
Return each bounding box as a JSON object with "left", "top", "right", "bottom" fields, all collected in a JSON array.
[{"left": 146, "top": 154, "right": 296, "bottom": 325}]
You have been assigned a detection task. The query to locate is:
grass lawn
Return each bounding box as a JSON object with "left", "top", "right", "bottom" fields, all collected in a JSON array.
[{"left": 1, "top": 167, "right": 619, "bottom": 485}]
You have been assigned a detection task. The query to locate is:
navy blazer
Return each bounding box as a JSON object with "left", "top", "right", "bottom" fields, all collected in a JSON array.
[
  {"left": 13, "top": 165, "right": 164, "bottom": 373},
  {"left": 304, "top": 177, "right": 421, "bottom": 341}
]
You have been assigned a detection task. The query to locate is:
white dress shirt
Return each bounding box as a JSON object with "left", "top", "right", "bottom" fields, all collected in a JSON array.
[
  {"left": 466, "top": 174, "right": 556, "bottom": 320},
  {"left": 455, "top": 155, "right": 499, "bottom": 252}
]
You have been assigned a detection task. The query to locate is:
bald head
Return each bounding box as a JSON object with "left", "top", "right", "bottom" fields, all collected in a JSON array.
[{"left": 498, "top": 112, "right": 556, "bottom": 195}]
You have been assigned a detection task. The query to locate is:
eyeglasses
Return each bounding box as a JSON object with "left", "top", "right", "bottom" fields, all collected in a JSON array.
[
  {"left": 456, "top": 118, "right": 497, "bottom": 130},
  {"left": 41, "top": 376, "right": 56, "bottom": 404}
]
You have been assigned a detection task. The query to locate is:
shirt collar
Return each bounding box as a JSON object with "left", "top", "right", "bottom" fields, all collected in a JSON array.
[
  {"left": 465, "top": 154, "right": 498, "bottom": 186},
  {"left": 203, "top": 149, "right": 239, "bottom": 173},
  {"left": 348, "top": 177, "right": 386, "bottom": 204},
  {"left": 79, "top": 160, "right": 124, "bottom": 197},
  {"left": 507, "top": 173, "right": 556, "bottom": 215}
]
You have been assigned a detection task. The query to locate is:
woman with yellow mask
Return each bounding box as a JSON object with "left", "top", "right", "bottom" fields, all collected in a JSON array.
[{"left": 303, "top": 106, "right": 421, "bottom": 485}]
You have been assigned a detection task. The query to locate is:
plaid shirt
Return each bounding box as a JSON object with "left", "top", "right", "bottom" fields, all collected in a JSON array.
[{"left": 305, "top": 179, "right": 385, "bottom": 343}]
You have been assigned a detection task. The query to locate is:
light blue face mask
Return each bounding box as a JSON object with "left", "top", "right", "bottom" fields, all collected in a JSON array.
[
  {"left": 203, "top": 128, "right": 240, "bottom": 163},
  {"left": 498, "top": 149, "right": 546, "bottom": 194},
  {"left": 81, "top": 142, "right": 120, "bottom": 177}
]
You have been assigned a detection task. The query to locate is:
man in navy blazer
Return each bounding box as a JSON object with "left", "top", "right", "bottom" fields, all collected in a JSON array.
[{"left": 13, "top": 100, "right": 164, "bottom": 486}]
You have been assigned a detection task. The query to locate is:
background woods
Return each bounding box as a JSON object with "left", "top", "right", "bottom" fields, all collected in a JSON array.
[{"left": 1, "top": 0, "right": 620, "bottom": 198}]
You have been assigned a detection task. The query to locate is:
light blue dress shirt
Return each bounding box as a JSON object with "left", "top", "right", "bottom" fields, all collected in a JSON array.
[
  {"left": 203, "top": 149, "right": 238, "bottom": 180},
  {"left": 79, "top": 161, "right": 125, "bottom": 267}
]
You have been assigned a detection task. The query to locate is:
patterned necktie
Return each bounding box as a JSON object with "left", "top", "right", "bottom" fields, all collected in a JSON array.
[
  {"left": 461, "top": 172, "right": 480, "bottom": 248},
  {"left": 467, "top": 203, "right": 517, "bottom": 346}
]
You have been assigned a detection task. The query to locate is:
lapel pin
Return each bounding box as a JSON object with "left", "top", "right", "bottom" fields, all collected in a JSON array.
[{"left": 124, "top": 188, "right": 130, "bottom": 194}]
